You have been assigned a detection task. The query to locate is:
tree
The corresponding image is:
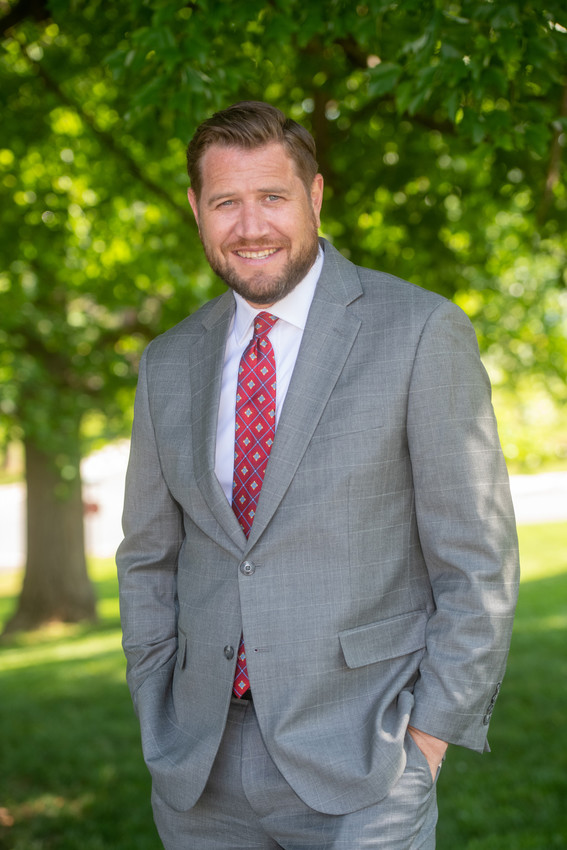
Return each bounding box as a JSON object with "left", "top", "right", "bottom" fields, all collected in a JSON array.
[
  {"left": 1, "top": 0, "right": 565, "bottom": 630},
  {"left": 0, "top": 4, "right": 214, "bottom": 630}
]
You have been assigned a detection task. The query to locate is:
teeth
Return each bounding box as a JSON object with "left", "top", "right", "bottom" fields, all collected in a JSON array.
[{"left": 236, "top": 249, "right": 278, "bottom": 259}]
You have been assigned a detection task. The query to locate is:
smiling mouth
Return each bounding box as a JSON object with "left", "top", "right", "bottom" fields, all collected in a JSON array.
[{"left": 234, "top": 248, "right": 280, "bottom": 260}]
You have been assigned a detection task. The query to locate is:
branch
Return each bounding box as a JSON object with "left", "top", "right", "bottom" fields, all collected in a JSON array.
[
  {"left": 300, "top": 35, "right": 457, "bottom": 138},
  {"left": 19, "top": 323, "right": 146, "bottom": 398},
  {"left": 10, "top": 36, "right": 195, "bottom": 225},
  {"left": 36, "top": 65, "right": 194, "bottom": 224},
  {"left": 537, "top": 81, "right": 567, "bottom": 226},
  {"left": 19, "top": 328, "right": 74, "bottom": 387}
]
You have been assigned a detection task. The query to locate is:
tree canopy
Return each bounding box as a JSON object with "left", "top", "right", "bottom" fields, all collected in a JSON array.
[{"left": 1, "top": 0, "right": 566, "bottom": 627}]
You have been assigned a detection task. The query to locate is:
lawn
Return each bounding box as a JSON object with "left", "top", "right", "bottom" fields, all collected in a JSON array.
[{"left": 0, "top": 523, "right": 566, "bottom": 849}]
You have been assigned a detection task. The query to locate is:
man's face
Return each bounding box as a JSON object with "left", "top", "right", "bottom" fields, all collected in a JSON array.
[{"left": 187, "top": 142, "right": 324, "bottom": 308}]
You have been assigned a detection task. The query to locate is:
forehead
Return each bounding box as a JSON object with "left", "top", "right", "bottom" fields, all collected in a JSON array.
[{"left": 199, "top": 142, "right": 301, "bottom": 196}]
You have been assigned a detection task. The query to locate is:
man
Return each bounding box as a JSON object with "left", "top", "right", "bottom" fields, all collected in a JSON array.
[{"left": 117, "top": 101, "right": 519, "bottom": 849}]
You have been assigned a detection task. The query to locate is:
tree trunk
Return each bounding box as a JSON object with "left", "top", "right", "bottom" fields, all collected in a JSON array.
[{"left": 3, "top": 436, "right": 97, "bottom": 634}]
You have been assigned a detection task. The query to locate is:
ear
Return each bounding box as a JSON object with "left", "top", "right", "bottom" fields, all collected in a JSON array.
[
  {"left": 187, "top": 188, "right": 200, "bottom": 227},
  {"left": 310, "top": 174, "right": 324, "bottom": 229}
]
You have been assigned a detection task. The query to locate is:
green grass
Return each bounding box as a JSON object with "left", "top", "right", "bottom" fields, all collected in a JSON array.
[
  {"left": 0, "top": 560, "right": 157, "bottom": 850},
  {"left": 437, "top": 523, "right": 567, "bottom": 849},
  {"left": 1, "top": 525, "right": 566, "bottom": 849}
]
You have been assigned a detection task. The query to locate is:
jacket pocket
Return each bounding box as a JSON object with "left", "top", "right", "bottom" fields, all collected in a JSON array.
[
  {"left": 311, "top": 420, "right": 384, "bottom": 444},
  {"left": 339, "top": 610, "right": 428, "bottom": 669}
]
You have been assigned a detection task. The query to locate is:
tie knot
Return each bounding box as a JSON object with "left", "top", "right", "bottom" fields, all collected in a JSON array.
[{"left": 253, "top": 312, "right": 278, "bottom": 340}]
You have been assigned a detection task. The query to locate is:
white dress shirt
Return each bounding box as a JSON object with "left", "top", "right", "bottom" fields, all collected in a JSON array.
[{"left": 215, "top": 247, "right": 324, "bottom": 503}]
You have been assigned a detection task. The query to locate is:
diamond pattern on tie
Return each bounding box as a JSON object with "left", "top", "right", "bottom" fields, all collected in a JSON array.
[
  {"left": 232, "top": 313, "right": 278, "bottom": 538},
  {"left": 231, "top": 312, "right": 278, "bottom": 697},
  {"left": 233, "top": 635, "right": 249, "bottom": 699}
]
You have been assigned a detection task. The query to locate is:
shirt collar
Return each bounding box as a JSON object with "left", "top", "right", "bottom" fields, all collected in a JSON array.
[{"left": 233, "top": 246, "right": 324, "bottom": 345}]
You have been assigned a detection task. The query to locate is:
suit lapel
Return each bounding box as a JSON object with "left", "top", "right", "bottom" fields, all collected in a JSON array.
[
  {"left": 189, "top": 293, "right": 248, "bottom": 549},
  {"left": 246, "top": 241, "right": 362, "bottom": 549}
]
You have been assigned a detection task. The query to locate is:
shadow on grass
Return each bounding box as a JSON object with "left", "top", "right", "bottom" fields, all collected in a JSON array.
[
  {"left": 0, "top": 642, "right": 158, "bottom": 850},
  {"left": 0, "top": 562, "right": 159, "bottom": 850}
]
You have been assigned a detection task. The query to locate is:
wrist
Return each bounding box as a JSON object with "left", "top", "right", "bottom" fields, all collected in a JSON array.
[{"left": 407, "top": 725, "right": 448, "bottom": 778}]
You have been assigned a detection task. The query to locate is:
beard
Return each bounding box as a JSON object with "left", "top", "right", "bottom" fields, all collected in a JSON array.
[{"left": 201, "top": 224, "right": 320, "bottom": 306}]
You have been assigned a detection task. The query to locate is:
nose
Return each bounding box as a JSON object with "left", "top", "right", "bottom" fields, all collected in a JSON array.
[{"left": 234, "top": 201, "right": 269, "bottom": 241}]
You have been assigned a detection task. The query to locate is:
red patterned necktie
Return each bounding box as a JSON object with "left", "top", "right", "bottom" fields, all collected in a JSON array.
[{"left": 232, "top": 312, "right": 278, "bottom": 697}]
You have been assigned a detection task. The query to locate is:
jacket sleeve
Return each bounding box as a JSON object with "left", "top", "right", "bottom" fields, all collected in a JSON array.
[
  {"left": 116, "top": 344, "right": 184, "bottom": 713},
  {"left": 407, "top": 300, "right": 520, "bottom": 752}
]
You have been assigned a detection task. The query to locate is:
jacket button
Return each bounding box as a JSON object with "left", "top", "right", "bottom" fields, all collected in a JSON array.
[
  {"left": 240, "top": 560, "right": 255, "bottom": 576},
  {"left": 224, "top": 645, "right": 234, "bottom": 660}
]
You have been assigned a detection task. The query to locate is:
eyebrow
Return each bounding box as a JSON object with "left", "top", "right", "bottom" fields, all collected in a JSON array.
[
  {"left": 205, "top": 187, "right": 290, "bottom": 206},
  {"left": 205, "top": 192, "right": 233, "bottom": 206}
]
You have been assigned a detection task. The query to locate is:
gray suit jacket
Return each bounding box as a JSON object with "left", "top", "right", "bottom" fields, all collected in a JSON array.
[{"left": 117, "top": 239, "right": 519, "bottom": 815}]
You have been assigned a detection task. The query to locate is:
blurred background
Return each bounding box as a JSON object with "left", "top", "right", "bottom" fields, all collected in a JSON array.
[{"left": 0, "top": 1, "right": 566, "bottom": 847}]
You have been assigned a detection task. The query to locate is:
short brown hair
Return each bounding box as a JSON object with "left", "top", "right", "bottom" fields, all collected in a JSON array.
[{"left": 186, "top": 101, "right": 319, "bottom": 199}]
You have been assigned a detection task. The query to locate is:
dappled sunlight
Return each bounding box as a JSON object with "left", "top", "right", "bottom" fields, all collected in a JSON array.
[
  {"left": 0, "top": 629, "right": 123, "bottom": 673},
  {"left": 517, "top": 523, "right": 567, "bottom": 582},
  {"left": 1, "top": 534, "right": 566, "bottom": 847},
  {"left": 97, "top": 596, "right": 121, "bottom": 620},
  {"left": 1, "top": 4, "right": 565, "bottom": 847},
  {"left": 514, "top": 612, "right": 567, "bottom": 633},
  {"left": 8, "top": 790, "right": 95, "bottom": 823}
]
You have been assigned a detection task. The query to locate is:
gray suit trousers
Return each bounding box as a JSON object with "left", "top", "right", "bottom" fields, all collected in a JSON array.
[{"left": 151, "top": 698, "right": 440, "bottom": 850}]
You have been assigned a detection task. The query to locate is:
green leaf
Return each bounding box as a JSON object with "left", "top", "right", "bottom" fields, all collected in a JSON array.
[
  {"left": 459, "top": 107, "right": 487, "bottom": 144},
  {"left": 394, "top": 80, "right": 415, "bottom": 115},
  {"left": 524, "top": 124, "right": 552, "bottom": 159},
  {"left": 480, "top": 66, "right": 510, "bottom": 97},
  {"left": 490, "top": 4, "right": 522, "bottom": 30},
  {"left": 445, "top": 89, "right": 461, "bottom": 122},
  {"left": 368, "top": 62, "right": 402, "bottom": 98}
]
